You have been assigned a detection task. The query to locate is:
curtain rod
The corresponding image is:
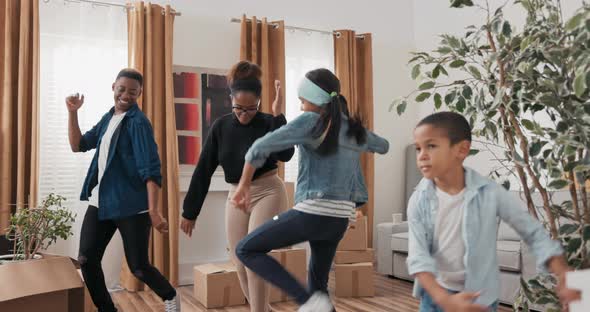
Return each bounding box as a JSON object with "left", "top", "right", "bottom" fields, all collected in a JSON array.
[
  {"left": 230, "top": 17, "right": 365, "bottom": 39},
  {"left": 43, "top": 0, "right": 182, "bottom": 16}
]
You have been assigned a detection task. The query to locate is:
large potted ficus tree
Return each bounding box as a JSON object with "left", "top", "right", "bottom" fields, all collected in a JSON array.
[
  {"left": 1, "top": 193, "right": 75, "bottom": 263},
  {"left": 392, "top": 0, "right": 589, "bottom": 310}
]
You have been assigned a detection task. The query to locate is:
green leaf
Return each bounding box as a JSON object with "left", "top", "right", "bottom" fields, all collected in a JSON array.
[
  {"left": 538, "top": 94, "right": 560, "bottom": 107},
  {"left": 583, "top": 225, "right": 590, "bottom": 241},
  {"left": 434, "top": 93, "right": 442, "bottom": 109},
  {"left": 469, "top": 149, "right": 479, "bottom": 156},
  {"left": 419, "top": 81, "right": 436, "bottom": 90},
  {"left": 397, "top": 101, "right": 408, "bottom": 116},
  {"left": 520, "top": 37, "right": 531, "bottom": 50},
  {"left": 502, "top": 21, "right": 512, "bottom": 37},
  {"left": 521, "top": 119, "right": 534, "bottom": 131},
  {"left": 565, "top": 145, "right": 577, "bottom": 157},
  {"left": 436, "top": 47, "right": 452, "bottom": 54},
  {"left": 389, "top": 99, "right": 400, "bottom": 112},
  {"left": 564, "top": 161, "right": 580, "bottom": 172},
  {"left": 411, "top": 64, "right": 421, "bottom": 80},
  {"left": 501, "top": 180, "right": 510, "bottom": 190},
  {"left": 446, "top": 36, "right": 461, "bottom": 49},
  {"left": 450, "top": 60, "right": 466, "bottom": 68},
  {"left": 567, "top": 238, "right": 582, "bottom": 253},
  {"left": 557, "top": 121, "right": 568, "bottom": 133},
  {"left": 536, "top": 297, "right": 554, "bottom": 305},
  {"left": 445, "top": 92, "right": 456, "bottom": 105},
  {"left": 450, "top": 0, "right": 474, "bottom": 8},
  {"left": 574, "top": 72, "right": 587, "bottom": 97},
  {"left": 548, "top": 179, "right": 568, "bottom": 189},
  {"left": 468, "top": 66, "right": 482, "bottom": 79},
  {"left": 432, "top": 65, "right": 440, "bottom": 78},
  {"left": 566, "top": 13, "right": 584, "bottom": 31},
  {"left": 416, "top": 92, "right": 432, "bottom": 102},
  {"left": 529, "top": 141, "right": 542, "bottom": 157},
  {"left": 456, "top": 97, "right": 466, "bottom": 112},
  {"left": 528, "top": 279, "right": 543, "bottom": 289},
  {"left": 559, "top": 224, "right": 579, "bottom": 235},
  {"left": 462, "top": 86, "right": 473, "bottom": 99}
]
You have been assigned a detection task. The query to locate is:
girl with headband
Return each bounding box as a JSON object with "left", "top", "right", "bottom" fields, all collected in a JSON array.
[{"left": 231, "top": 68, "right": 389, "bottom": 312}]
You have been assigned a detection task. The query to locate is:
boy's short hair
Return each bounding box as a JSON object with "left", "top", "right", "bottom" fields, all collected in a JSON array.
[
  {"left": 416, "top": 111, "right": 472, "bottom": 144},
  {"left": 116, "top": 68, "right": 143, "bottom": 87}
]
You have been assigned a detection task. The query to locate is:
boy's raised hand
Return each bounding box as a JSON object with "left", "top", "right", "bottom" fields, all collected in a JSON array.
[
  {"left": 557, "top": 272, "right": 582, "bottom": 312},
  {"left": 548, "top": 255, "right": 581, "bottom": 311},
  {"left": 65, "top": 93, "right": 84, "bottom": 112}
]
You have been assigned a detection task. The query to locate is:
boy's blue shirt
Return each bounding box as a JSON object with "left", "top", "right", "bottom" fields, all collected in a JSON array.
[{"left": 407, "top": 167, "right": 563, "bottom": 306}]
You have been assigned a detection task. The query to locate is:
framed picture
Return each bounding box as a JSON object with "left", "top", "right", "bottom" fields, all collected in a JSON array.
[{"left": 173, "top": 65, "right": 232, "bottom": 191}]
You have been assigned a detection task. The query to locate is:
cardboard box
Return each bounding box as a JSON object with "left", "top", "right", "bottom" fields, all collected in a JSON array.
[
  {"left": 334, "top": 248, "right": 374, "bottom": 264},
  {"left": 194, "top": 262, "right": 246, "bottom": 308},
  {"left": 77, "top": 269, "right": 97, "bottom": 312},
  {"left": 0, "top": 255, "right": 85, "bottom": 312},
  {"left": 269, "top": 248, "right": 307, "bottom": 303},
  {"left": 337, "top": 216, "right": 368, "bottom": 251},
  {"left": 284, "top": 182, "right": 295, "bottom": 209},
  {"left": 334, "top": 262, "right": 375, "bottom": 297}
]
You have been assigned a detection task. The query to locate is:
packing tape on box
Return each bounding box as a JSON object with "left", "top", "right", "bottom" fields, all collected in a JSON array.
[
  {"left": 223, "top": 286, "right": 230, "bottom": 307},
  {"left": 352, "top": 270, "right": 359, "bottom": 297}
]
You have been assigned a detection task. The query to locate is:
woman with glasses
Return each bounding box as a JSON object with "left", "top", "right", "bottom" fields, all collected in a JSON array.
[{"left": 181, "top": 61, "right": 294, "bottom": 312}]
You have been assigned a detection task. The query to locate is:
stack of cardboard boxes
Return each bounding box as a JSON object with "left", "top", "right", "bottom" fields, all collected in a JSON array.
[
  {"left": 334, "top": 216, "right": 375, "bottom": 298},
  {"left": 193, "top": 182, "right": 309, "bottom": 308},
  {"left": 193, "top": 248, "right": 307, "bottom": 308}
]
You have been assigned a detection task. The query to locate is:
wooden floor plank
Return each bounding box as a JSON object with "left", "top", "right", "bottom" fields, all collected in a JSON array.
[{"left": 111, "top": 271, "right": 513, "bottom": 311}]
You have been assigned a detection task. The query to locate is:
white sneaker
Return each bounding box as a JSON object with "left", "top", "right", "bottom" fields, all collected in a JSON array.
[
  {"left": 298, "top": 292, "right": 333, "bottom": 312},
  {"left": 164, "top": 293, "right": 180, "bottom": 312}
]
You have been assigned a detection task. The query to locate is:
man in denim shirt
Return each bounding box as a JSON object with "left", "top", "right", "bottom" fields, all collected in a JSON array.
[
  {"left": 407, "top": 112, "right": 580, "bottom": 312},
  {"left": 66, "top": 69, "right": 179, "bottom": 312}
]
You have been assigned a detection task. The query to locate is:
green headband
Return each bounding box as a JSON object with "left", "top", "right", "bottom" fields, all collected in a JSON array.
[{"left": 297, "top": 77, "right": 337, "bottom": 106}]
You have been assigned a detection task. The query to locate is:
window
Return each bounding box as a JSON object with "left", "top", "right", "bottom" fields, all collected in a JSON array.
[
  {"left": 284, "top": 29, "right": 334, "bottom": 183},
  {"left": 38, "top": 1, "right": 127, "bottom": 287}
]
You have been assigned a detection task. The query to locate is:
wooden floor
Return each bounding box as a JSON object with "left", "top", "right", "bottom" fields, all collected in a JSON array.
[{"left": 112, "top": 272, "right": 512, "bottom": 312}]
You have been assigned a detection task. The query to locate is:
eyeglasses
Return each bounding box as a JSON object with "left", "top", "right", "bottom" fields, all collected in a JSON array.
[{"left": 232, "top": 104, "right": 259, "bottom": 114}]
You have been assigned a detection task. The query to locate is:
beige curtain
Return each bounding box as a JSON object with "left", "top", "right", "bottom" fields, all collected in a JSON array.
[
  {"left": 240, "top": 15, "right": 286, "bottom": 178},
  {"left": 0, "top": 0, "right": 39, "bottom": 235},
  {"left": 333, "top": 30, "right": 375, "bottom": 246},
  {"left": 120, "top": 1, "right": 179, "bottom": 289}
]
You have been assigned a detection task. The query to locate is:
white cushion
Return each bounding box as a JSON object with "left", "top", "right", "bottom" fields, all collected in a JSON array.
[
  {"left": 498, "top": 222, "right": 520, "bottom": 241},
  {"left": 497, "top": 240, "right": 521, "bottom": 272},
  {"left": 391, "top": 232, "right": 409, "bottom": 253}
]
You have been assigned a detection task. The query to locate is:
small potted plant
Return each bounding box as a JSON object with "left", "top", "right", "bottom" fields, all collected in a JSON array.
[{"left": 1, "top": 193, "right": 75, "bottom": 263}]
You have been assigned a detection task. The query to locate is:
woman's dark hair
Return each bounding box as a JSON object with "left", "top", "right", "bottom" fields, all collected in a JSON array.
[
  {"left": 227, "top": 61, "right": 262, "bottom": 96},
  {"left": 306, "top": 68, "right": 367, "bottom": 155}
]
